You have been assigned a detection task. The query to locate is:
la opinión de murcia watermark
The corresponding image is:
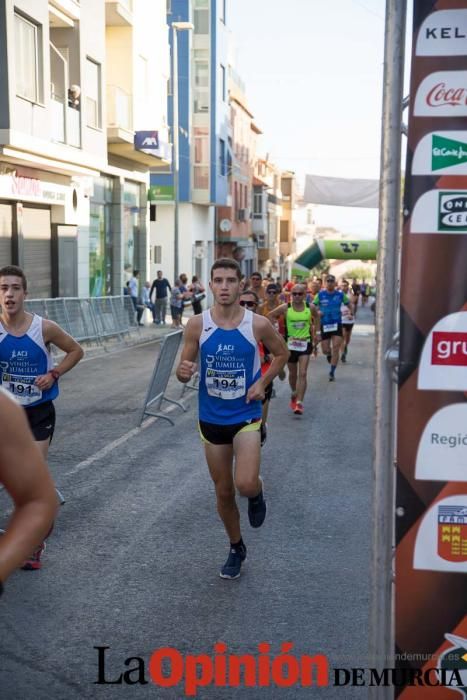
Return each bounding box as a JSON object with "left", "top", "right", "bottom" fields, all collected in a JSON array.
[{"left": 94, "top": 644, "right": 464, "bottom": 695}]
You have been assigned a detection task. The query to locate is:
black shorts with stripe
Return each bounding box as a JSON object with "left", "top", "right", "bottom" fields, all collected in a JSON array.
[{"left": 25, "top": 400, "right": 56, "bottom": 442}]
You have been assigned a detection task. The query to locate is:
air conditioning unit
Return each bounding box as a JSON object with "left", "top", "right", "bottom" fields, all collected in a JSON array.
[
  {"left": 194, "top": 246, "right": 206, "bottom": 259},
  {"left": 238, "top": 208, "right": 250, "bottom": 222},
  {"left": 257, "top": 233, "right": 267, "bottom": 249}
]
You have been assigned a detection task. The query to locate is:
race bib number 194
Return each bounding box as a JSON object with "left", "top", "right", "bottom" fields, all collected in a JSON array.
[{"left": 205, "top": 368, "right": 246, "bottom": 400}]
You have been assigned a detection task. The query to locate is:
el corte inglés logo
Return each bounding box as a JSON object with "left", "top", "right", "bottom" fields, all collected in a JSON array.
[
  {"left": 432, "top": 135, "right": 467, "bottom": 171},
  {"left": 438, "top": 192, "right": 467, "bottom": 231}
]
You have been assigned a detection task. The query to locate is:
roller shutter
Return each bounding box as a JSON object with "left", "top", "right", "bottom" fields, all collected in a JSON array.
[{"left": 22, "top": 206, "right": 52, "bottom": 298}]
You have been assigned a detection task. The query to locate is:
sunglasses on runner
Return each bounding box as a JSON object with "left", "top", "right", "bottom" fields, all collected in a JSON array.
[
  {"left": 240, "top": 300, "right": 257, "bottom": 308},
  {"left": 292, "top": 292, "right": 304, "bottom": 296},
  {"left": 266, "top": 290, "right": 277, "bottom": 295}
]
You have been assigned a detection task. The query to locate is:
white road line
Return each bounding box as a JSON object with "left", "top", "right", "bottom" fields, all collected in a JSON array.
[{"left": 65, "top": 416, "right": 157, "bottom": 476}]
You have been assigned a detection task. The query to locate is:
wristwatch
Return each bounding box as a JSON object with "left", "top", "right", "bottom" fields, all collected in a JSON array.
[{"left": 50, "top": 369, "right": 60, "bottom": 381}]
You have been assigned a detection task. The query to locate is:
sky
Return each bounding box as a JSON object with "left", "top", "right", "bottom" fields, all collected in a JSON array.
[{"left": 228, "top": 0, "right": 413, "bottom": 238}]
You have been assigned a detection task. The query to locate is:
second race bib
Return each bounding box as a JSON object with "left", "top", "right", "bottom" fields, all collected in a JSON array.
[
  {"left": 287, "top": 338, "right": 308, "bottom": 352},
  {"left": 323, "top": 323, "right": 338, "bottom": 333}
]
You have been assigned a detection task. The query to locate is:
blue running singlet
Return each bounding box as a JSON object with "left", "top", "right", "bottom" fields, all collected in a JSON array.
[
  {"left": 314, "top": 289, "right": 348, "bottom": 327},
  {"left": 0, "top": 314, "right": 58, "bottom": 407},
  {"left": 199, "top": 308, "right": 262, "bottom": 425}
]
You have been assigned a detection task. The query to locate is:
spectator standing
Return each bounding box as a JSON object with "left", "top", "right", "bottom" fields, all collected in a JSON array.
[
  {"left": 129, "top": 270, "right": 144, "bottom": 325},
  {"left": 150, "top": 270, "right": 172, "bottom": 325},
  {"left": 189, "top": 275, "right": 206, "bottom": 315},
  {"left": 178, "top": 273, "right": 191, "bottom": 324},
  {"left": 141, "top": 281, "right": 154, "bottom": 323},
  {"left": 170, "top": 279, "right": 184, "bottom": 328}
]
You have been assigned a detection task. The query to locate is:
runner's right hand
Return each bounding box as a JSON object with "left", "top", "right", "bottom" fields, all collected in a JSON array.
[{"left": 177, "top": 361, "right": 197, "bottom": 382}]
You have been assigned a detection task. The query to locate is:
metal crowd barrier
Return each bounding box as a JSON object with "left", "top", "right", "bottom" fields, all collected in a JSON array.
[
  {"left": 140, "top": 330, "right": 187, "bottom": 426},
  {"left": 24, "top": 295, "right": 140, "bottom": 348}
]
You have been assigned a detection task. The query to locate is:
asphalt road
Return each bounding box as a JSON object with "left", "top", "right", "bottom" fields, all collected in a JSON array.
[{"left": 0, "top": 308, "right": 376, "bottom": 699}]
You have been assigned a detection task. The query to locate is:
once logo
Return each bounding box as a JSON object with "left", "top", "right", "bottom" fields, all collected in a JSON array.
[
  {"left": 432, "top": 332, "right": 467, "bottom": 366},
  {"left": 438, "top": 192, "right": 467, "bottom": 231},
  {"left": 426, "top": 82, "right": 467, "bottom": 107}
]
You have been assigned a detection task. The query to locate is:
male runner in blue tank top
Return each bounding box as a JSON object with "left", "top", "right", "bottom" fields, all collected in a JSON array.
[
  {"left": 176, "top": 258, "right": 288, "bottom": 579},
  {"left": 0, "top": 265, "right": 84, "bottom": 569},
  {"left": 313, "top": 274, "right": 353, "bottom": 382}
]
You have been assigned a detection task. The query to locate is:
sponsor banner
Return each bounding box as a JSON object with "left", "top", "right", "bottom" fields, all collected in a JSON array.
[
  {"left": 148, "top": 184, "right": 174, "bottom": 202},
  {"left": 416, "top": 9, "right": 467, "bottom": 57},
  {"left": 414, "top": 70, "right": 467, "bottom": 117},
  {"left": 414, "top": 495, "right": 467, "bottom": 572},
  {"left": 396, "top": 1, "right": 467, "bottom": 686},
  {"left": 292, "top": 239, "right": 377, "bottom": 276},
  {"left": 418, "top": 312, "right": 467, "bottom": 390},
  {"left": 412, "top": 131, "right": 467, "bottom": 175},
  {"left": 410, "top": 190, "right": 467, "bottom": 233},
  {"left": 415, "top": 404, "right": 467, "bottom": 482}
]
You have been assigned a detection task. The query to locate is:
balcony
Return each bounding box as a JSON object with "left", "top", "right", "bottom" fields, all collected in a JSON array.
[
  {"left": 105, "top": 0, "right": 133, "bottom": 26},
  {"left": 51, "top": 97, "right": 81, "bottom": 148},
  {"left": 49, "top": 0, "right": 81, "bottom": 23},
  {"left": 107, "top": 85, "right": 133, "bottom": 142}
]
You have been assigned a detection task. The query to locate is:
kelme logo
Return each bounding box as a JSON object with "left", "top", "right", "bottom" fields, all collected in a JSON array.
[
  {"left": 438, "top": 192, "right": 467, "bottom": 231},
  {"left": 432, "top": 135, "right": 467, "bottom": 171}
]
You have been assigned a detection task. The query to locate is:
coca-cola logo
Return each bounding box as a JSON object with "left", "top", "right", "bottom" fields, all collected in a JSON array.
[
  {"left": 432, "top": 332, "right": 467, "bottom": 366},
  {"left": 426, "top": 82, "right": 467, "bottom": 107}
]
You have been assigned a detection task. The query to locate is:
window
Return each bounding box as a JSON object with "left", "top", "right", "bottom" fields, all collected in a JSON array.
[
  {"left": 15, "top": 13, "right": 42, "bottom": 102},
  {"left": 220, "top": 64, "right": 226, "bottom": 101},
  {"left": 253, "top": 192, "right": 263, "bottom": 218},
  {"left": 85, "top": 58, "right": 101, "bottom": 129},
  {"left": 194, "top": 127, "right": 209, "bottom": 164},
  {"left": 194, "top": 9, "right": 209, "bottom": 34},
  {"left": 194, "top": 58, "right": 209, "bottom": 113},
  {"left": 193, "top": 166, "right": 209, "bottom": 189},
  {"left": 280, "top": 221, "right": 289, "bottom": 243},
  {"left": 281, "top": 178, "right": 292, "bottom": 197},
  {"left": 220, "top": 0, "right": 226, "bottom": 23},
  {"left": 154, "top": 246, "right": 162, "bottom": 264},
  {"left": 219, "top": 138, "right": 226, "bottom": 176}
]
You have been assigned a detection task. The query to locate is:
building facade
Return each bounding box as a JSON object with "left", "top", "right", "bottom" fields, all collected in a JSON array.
[
  {"left": 149, "top": 0, "right": 230, "bottom": 285},
  {"left": 0, "top": 0, "right": 170, "bottom": 298}
]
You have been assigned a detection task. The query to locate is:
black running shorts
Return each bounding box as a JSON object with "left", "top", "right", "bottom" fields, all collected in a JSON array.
[
  {"left": 288, "top": 342, "right": 313, "bottom": 364},
  {"left": 320, "top": 323, "right": 343, "bottom": 341},
  {"left": 25, "top": 400, "right": 56, "bottom": 442},
  {"left": 199, "top": 418, "right": 261, "bottom": 445}
]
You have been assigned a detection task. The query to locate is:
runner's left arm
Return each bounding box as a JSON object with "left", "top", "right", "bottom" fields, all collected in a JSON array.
[
  {"left": 35, "top": 320, "right": 84, "bottom": 390},
  {"left": 343, "top": 293, "right": 354, "bottom": 318}
]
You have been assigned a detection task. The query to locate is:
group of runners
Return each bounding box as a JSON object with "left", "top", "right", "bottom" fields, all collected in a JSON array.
[{"left": 0, "top": 257, "right": 359, "bottom": 590}]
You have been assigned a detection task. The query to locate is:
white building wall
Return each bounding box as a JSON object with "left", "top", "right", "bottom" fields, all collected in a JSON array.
[{"left": 150, "top": 202, "right": 215, "bottom": 289}]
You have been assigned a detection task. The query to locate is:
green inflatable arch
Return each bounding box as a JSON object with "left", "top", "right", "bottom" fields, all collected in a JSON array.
[{"left": 292, "top": 239, "right": 377, "bottom": 278}]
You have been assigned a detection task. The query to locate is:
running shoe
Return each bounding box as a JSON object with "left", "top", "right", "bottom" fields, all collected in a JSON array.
[
  {"left": 341, "top": 354, "right": 346, "bottom": 363},
  {"left": 260, "top": 422, "right": 268, "bottom": 447},
  {"left": 294, "top": 401, "right": 304, "bottom": 415},
  {"left": 329, "top": 372, "right": 335, "bottom": 382},
  {"left": 220, "top": 544, "right": 247, "bottom": 579},
  {"left": 289, "top": 396, "right": 297, "bottom": 412},
  {"left": 248, "top": 484, "right": 266, "bottom": 528},
  {"left": 21, "top": 542, "right": 46, "bottom": 571}
]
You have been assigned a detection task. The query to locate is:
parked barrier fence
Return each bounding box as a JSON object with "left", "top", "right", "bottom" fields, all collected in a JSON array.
[
  {"left": 140, "top": 330, "right": 187, "bottom": 426},
  {"left": 24, "top": 295, "right": 140, "bottom": 348}
]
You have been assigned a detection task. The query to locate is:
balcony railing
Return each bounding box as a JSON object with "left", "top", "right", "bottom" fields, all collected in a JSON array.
[
  {"left": 51, "top": 97, "right": 81, "bottom": 148},
  {"left": 107, "top": 85, "right": 133, "bottom": 132}
]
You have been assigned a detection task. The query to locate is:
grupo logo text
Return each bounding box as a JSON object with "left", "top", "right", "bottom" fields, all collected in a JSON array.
[{"left": 432, "top": 332, "right": 467, "bottom": 366}]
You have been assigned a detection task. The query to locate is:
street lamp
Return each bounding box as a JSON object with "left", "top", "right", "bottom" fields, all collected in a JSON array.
[{"left": 171, "top": 21, "right": 194, "bottom": 283}]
